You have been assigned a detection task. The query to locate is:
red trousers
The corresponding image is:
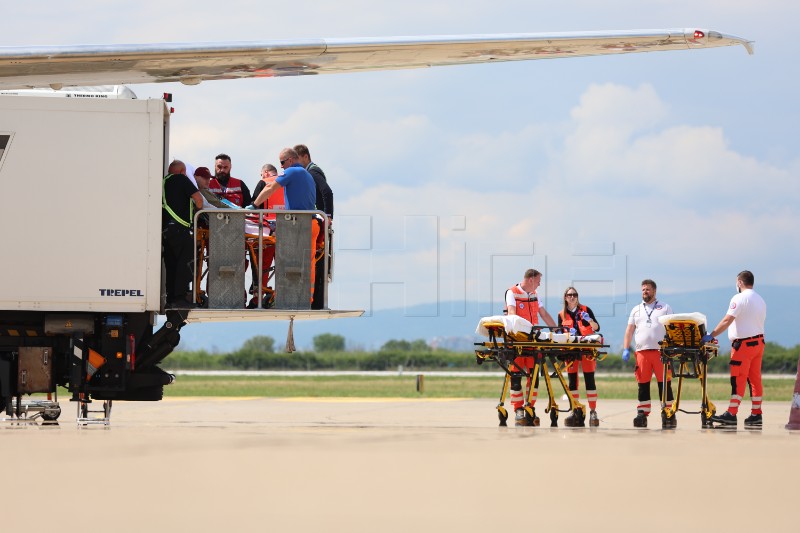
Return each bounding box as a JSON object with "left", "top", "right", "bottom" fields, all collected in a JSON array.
[
  {"left": 727, "top": 337, "right": 765, "bottom": 415},
  {"left": 635, "top": 349, "right": 671, "bottom": 384}
]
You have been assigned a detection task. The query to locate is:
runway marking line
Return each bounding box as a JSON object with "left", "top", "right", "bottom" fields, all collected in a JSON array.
[
  {"left": 276, "top": 397, "right": 466, "bottom": 403},
  {"left": 161, "top": 397, "right": 466, "bottom": 403},
  {"left": 162, "top": 396, "right": 263, "bottom": 402}
]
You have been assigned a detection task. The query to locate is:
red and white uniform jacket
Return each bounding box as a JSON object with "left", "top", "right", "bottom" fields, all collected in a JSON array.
[
  {"left": 507, "top": 285, "right": 539, "bottom": 325},
  {"left": 208, "top": 176, "right": 246, "bottom": 207}
]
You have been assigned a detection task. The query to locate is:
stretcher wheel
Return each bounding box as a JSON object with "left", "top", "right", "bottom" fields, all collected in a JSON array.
[
  {"left": 701, "top": 408, "right": 716, "bottom": 429},
  {"left": 497, "top": 406, "right": 508, "bottom": 427},
  {"left": 198, "top": 293, "right": 208, "bottom": 308},
  {"left": 549, "top": 409, "right": 558, "bottom": 428}
]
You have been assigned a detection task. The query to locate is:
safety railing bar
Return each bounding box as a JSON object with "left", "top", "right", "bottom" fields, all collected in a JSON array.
[{"left": 190, "top": 208, "right": 330, "bottom": 310}]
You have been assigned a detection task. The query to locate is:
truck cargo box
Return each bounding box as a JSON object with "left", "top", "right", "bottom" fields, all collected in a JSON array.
[{"left": 0, "top": 95, "right": 168, "bottom": 313}]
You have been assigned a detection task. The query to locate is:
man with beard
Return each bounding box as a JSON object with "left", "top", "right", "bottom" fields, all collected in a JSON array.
[
  {"left": 622, "top": 279, "right": 675, "bottom": 428},
  {"left": 209, "top": 153, "right": 251, "bottom": 207}
]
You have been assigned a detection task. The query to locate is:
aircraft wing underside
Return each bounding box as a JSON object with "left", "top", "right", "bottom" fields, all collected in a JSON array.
[{"left": 0, "top": 28, "right": 752, "bottom": 90}]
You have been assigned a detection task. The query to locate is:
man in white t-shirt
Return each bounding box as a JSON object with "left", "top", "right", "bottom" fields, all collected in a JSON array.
[
  {"left": 622, "top": 279, "right": 675, "bottom": 428},
  {"left": 702, "top": 270, "right": 767, "bottom": 428}
]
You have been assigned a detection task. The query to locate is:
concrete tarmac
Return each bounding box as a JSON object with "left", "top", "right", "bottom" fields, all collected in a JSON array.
[{"left": 3, "top": 398, "right": 797, "bottom": 532}]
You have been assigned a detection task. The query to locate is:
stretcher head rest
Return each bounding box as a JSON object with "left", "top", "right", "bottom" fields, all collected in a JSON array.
[
  {"left": 657, "top": 312, "right": 707, "bottom": 327},
  {"left": 475, "top": 315, "right": 534, "bottom": 338},
  {"left": 658, "top": 312, "right": 707, "bottom": 344}
]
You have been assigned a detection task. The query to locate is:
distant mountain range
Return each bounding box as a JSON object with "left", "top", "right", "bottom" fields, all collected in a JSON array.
[{"left": 175, "top": 285, "right": 799, "bottom": 353}]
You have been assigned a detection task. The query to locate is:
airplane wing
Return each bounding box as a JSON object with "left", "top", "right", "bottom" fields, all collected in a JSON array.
[{"left": 0, "top": 28, "right": 752, "bottom": 90}]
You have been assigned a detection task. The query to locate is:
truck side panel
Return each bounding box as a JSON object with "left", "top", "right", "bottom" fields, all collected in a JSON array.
[{"left": 0, "top": 96, "right": 166, "bottom": 312}]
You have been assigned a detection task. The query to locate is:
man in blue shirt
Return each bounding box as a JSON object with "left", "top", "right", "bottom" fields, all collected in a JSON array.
[
  {"left": 253, "top": 148, "right": 315, "bottom": 210},
  {"left": 251, "top": 148, "right": 320, "bottom": 304}
]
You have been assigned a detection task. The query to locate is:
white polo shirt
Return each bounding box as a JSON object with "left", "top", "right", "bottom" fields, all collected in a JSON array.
[
  {"left": 628, "top": 300, "right": 673, "bottom": 351},
  {"left": 726, "top": 288, "right": 766, "bottom": 340}
]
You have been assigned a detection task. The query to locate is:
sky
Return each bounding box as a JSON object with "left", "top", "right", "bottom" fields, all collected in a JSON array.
[{"left": 3, "top": 1, "right": 798, "bottom": 322}]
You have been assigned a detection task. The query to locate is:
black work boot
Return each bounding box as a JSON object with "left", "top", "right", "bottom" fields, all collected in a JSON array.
[
  {"left": 711, "top": 411, "right": 737, "bottom": 427},
  {"left": 744, "top": 413, "right": 762, "bottom": 428}
]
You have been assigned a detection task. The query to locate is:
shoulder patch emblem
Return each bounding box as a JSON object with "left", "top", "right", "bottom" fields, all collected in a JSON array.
[{"left": 730, "top": 302, "right": 737, "bottom": 309}]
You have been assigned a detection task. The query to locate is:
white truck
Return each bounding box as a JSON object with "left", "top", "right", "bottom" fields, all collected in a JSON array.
[{"left": 0, "top": 89, "right": 358, "bottom": 422}]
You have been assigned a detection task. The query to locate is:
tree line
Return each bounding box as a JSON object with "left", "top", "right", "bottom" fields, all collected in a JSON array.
[{"left": 164, "top": 334, "right": 800, "bottom": 374}]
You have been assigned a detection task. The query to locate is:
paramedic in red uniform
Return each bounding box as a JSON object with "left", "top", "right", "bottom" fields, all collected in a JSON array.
[
  {"left": 702, "top": 270, "right": 767, "bottom": 428},
  {"left": 622, "top": 279, "right": 675, "bottom": 428},
  {"left": 246, "top": 163, "right": 281, "bottom": 307},
  {"left": 251, "top": 163, "right": 283, "bottom": 218},
  {"left": 209, "top": 153, "right": 252, "bottom": 207},
  {"left": 557, "top": 287, "right": 601, "bottom": 427},
  {"left": 505, "top": 268, "right": 557, "bottom": 426}
]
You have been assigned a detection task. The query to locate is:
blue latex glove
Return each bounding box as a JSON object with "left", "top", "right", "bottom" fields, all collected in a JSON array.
[
  {"left": 622, "top": 348, "right": 631, "bottom": 362},
  {"left": 569, "top": 328, "right": 577, "bottom": 335},
  {"left": 701, "top": 334, "right": 714, "bottom": 343},
  {"left": 579, "top": 311, "right": 590, "bottom": 322},
  {"left": 245, "top": 204, "right": 257, "bottom": 210}
]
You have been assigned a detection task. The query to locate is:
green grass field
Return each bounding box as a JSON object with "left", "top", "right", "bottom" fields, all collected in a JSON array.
[{"left": 164, "top": 374, "right": 797, "bottom": 401}]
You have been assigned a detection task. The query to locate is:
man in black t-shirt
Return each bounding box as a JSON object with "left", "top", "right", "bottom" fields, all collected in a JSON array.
[{"left": 162, "top": 160, "right": 203, "bottom": 307}]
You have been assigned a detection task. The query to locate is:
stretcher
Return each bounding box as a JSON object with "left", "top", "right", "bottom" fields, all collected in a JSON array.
[
  {"left": 657, "top": 313, "right": 719, "bottom": 428},
  {"left": 475, "top": 315, "right": 608, "bottom": 427}
]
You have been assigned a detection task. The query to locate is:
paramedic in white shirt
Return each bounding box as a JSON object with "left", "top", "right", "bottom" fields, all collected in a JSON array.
[
  {"left": 702, "top": 270, "right": 767, "bottom": 428},
  {"left": 622, "top": 279, "right": 675, "bottom": 428}
]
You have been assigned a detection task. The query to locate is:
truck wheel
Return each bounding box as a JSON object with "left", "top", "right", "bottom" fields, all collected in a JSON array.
[{"left": 42, "top": 405, "right": 61, "bottom": 421}]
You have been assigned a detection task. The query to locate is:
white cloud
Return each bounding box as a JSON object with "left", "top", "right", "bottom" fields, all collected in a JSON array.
[{"left": 327, "top": 80, "right": 799, "bottom": 310}]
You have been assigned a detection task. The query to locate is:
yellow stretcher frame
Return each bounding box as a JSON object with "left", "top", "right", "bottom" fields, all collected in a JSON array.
[
  {"left": 475, "top": 321, "right": 608, "bottom": 427},
  {"left": 658, "top": 317, "right": 719, "bottom": 428}
]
